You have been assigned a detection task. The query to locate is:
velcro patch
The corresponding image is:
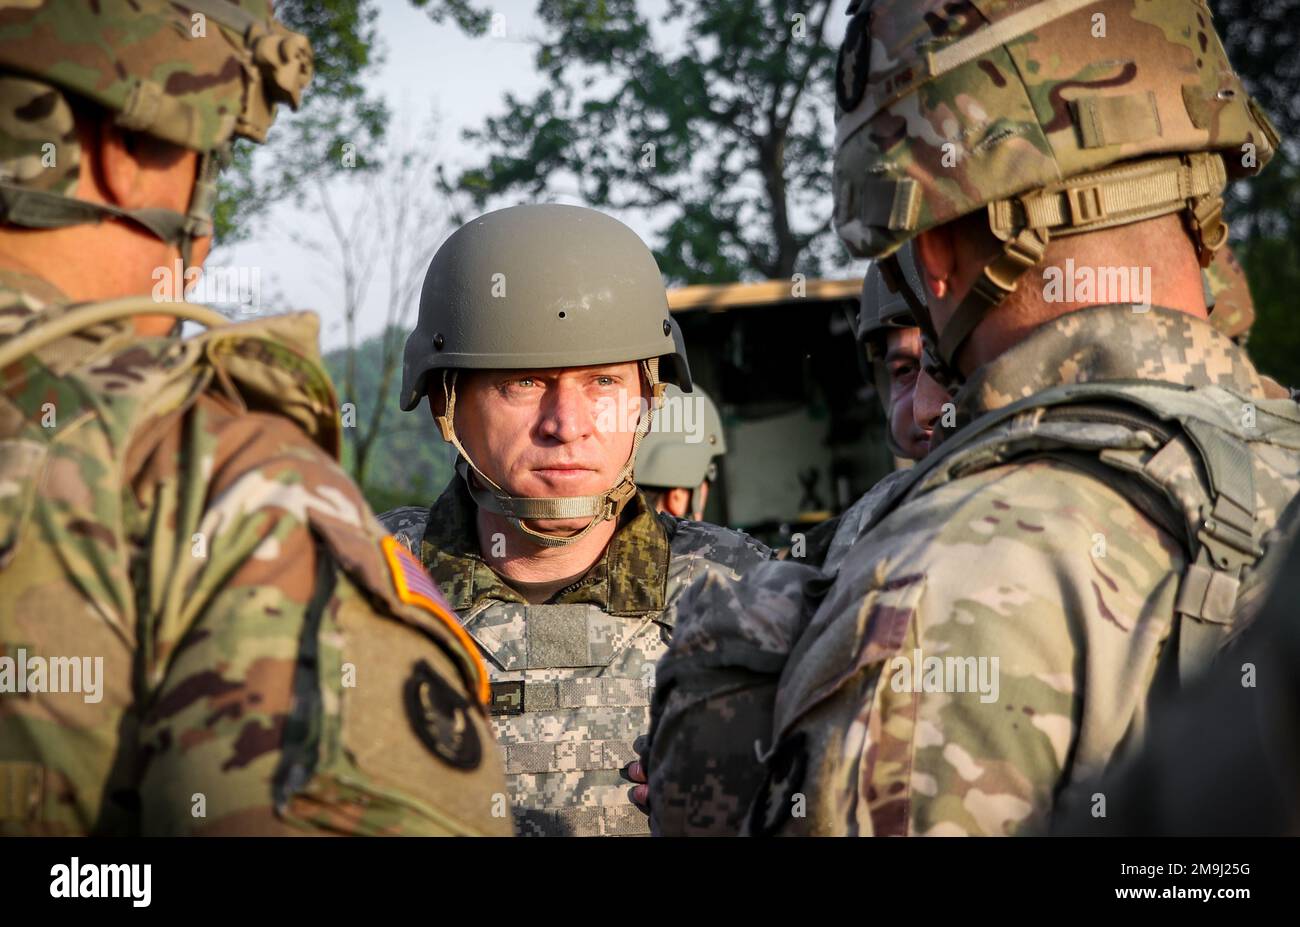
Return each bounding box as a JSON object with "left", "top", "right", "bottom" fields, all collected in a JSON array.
[
  {"left": 489, "top": 680, "right": 525, "bottom": 716},
  {"left": 381, "top": 535, "right": 489, "bottom": 705}
]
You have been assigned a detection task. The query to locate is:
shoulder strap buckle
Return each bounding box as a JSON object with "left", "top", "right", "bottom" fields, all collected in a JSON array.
[{"left": 1196, "top": 494, "right": 1263, "bottom": 573}]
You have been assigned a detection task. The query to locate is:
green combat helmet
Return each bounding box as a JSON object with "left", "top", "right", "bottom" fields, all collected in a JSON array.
[
  {"left": 833, "top": 0, "right": 1279, "bottom": 383},
  {"left": 634, "top": 384, "right": 726, "bottom": 519},
  {"left": 0, "top": 0, "right": 312, "bottom": 269},
  {"left": 400, "top": 203, "right": 692, "bottom": 547}
]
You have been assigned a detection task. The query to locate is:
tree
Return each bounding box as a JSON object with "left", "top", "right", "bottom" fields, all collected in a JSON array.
[
  {"left": 1209, "top": 0, "right": 1300, "bottom": 386},
  {"left": 289, "top": 121, "right": 456, "bottom": 491},
  {"left": 451, "top": 0, "right": 841, "bottom": 284},
  {"left": 1209, "top": 0, "right": 1298, "bottom": 242},
  {"left": 215, "top": 0, "right": 494, "bottom": 244}
]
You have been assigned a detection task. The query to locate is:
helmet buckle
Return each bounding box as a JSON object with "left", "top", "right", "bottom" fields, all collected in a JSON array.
[
  {"left": 602, "top": 480, "right": 637, "bottom": 520},
  {"left": 1068, "top": 185, "right": 1106, "bottom": 226},
  {"left": 1191, "top": 196, "right": 1228, "bottom": 266}
]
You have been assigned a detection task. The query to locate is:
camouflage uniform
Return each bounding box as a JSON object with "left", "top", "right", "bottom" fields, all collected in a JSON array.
[
  {"left": 647, "top": 467, "right": 910, "bottom": 836},
  {"left": 1060, "top": 533, "right": 1300, "bottom": 836},
  {"left": 0, "top": 273, "right": 510, "bottom": 835},
  {"left": 747, "top": 305, "right": 1300, "bottom": 836},
  {"left": 650, "top": 0, "right": 1295, "bottom": 837},
  {"left": 384, "top": 482, "right": 772, "bottom": 836},
  {"left": 1204, "top": 246, "right": 1256, "bottom": 346},
  {"left": 0, "top": 0, "right": 509, "bottom": 835}
]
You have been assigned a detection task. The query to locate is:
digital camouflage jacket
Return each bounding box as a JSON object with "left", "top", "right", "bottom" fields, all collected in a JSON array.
[
  {"left": 384, "top": 480, "right": 773, "bottom": 836},
  {"left": 647, "top": 468, "right": 911, "bottom": 836}
]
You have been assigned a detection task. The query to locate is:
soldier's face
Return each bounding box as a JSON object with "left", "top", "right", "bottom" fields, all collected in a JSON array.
[
  {"left": 884, "top": 327, "right": 932, "bottom": 460},
  {"left": 452, "top": 362, "right": 645, "bottom": 524}
]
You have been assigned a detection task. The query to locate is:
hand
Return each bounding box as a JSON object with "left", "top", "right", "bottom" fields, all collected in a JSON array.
[{"left": 622, "top": 734, "right": 650, "bottom": 815}]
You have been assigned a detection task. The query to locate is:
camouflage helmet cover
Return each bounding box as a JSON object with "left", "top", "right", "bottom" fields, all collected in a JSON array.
[
  {"left": 857, "top": 239, "right": 922, "bottom": 352},
  {"left": 833, "top": 0, "right": 1277, "bottom": 261},
  {"left": 0, "top": 0, "right": 312, "bottom": 258},
  {"left": 0, "top": 0, "right": 311, "bottom": 162}
]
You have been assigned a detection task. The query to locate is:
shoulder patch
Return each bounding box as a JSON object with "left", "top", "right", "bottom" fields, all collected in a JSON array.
[
  {"left": 404, "top": 659, "right": 483, "bottom": 771},
  {"left": 382, "top": 534, "right": 489, "bottom": 705}
]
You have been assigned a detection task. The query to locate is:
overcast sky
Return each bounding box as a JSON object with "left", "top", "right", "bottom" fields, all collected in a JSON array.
[{"left": 212, "top": 0, "right": 854, "bottom": 351}]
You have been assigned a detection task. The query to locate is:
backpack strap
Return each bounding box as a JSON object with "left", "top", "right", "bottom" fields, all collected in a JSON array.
[
  {"left": 1172, "top": 418, "right": 1261, "bottom": 678},
  {"left": 869, "top": 380, "right": 1281, "bottom": 683},
  {"left": 0, "top": 296, "right": 228, "bottom": 370}
]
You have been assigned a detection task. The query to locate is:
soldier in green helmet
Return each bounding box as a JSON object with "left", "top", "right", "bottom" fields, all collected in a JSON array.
[
  {"left": 0, "top": 0, "right": 510, "bottom": 836},
  {"left": 634, "top": 384, "right": 726, "bottom": 521},
  {"left": 646, "top": 0, "right": 1300, "bottom": 837},
  {"left": 380, "top": 203, "right": 773, "bottom": 837}
]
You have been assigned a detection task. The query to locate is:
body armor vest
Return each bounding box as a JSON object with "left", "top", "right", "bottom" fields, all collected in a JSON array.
[{"left": 455, "top": 516, "right": 770, "bottom": 837}]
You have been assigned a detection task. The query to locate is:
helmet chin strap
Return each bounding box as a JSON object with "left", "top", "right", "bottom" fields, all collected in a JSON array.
[{"left": 436, "top": 361, "right": 664, "bottom": 549}]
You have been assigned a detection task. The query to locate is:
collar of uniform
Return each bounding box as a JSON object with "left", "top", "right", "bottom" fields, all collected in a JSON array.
[
  {"left": 948, "top": 303, "right": 1265, "bottom": 436},
  {"left": 0, "top": 267, "right": 138, "bottom": 377},
  {"left": 419, "top": 477, "right": 670, "bottom": 616}
]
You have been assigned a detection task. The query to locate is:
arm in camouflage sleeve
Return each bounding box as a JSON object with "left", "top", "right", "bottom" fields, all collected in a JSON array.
[
  {"left": 647, "top": 557, "right": 821, "bottom": 836},
  {"left": 754, "top": 459, "right": 1185, "bottom": 836},
  {"left": 130, "top": 393, "right": 511, "bottom": 835}
]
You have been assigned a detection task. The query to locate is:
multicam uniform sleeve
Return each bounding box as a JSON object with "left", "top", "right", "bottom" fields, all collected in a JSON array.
[
  {"left": 647, "top": 557, "right": 819, "bottom": 836},
  {"left": 752, "top": 459, "right": 1185, "bottom": 836},
  {"left": 130, "top": 393, "right": 511, "bottom": 835}
]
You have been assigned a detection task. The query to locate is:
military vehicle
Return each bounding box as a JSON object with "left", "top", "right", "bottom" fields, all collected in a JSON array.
[{"left": 667, "top": 277, "right": 893, "bottom": 544}]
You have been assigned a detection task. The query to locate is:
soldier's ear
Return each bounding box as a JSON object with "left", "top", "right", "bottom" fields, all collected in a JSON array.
[
  {"left": 914, "top": 227, "right": 956, "bottom": 301},
  {"left": 662, "top": 487, "right": 692, "bottom": 519},
  {"left": 77, "top": 114, "right": 137, "bottom": 209},
  {"left": 92, "top": 117, "right": 196, "bottom": 214}
]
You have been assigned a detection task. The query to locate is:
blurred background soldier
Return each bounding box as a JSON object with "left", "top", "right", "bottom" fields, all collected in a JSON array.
[
  {"left": 382, "top": 204, "right": 772, "bottom": 836},
  {"left": 634, "top": 384, "right": 727, "bottom": 521},
  {"left": 644, "top": 246, "right": 941, "bottom": 835},
  {"left": 1205, "top": 245, "right": 1256, "bottom": 347},
  {"left": 859, "top": 244, "right": 936, "bottom": 465},
  {"left": 783, "top": 246, "right": 937, "bottom": 565},
  {"left": 0, "top": 0, "right": 508, "bottom": 836}
]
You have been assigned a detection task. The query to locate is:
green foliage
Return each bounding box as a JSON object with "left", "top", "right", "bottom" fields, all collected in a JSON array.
[
  {"left": 1210, "top": 0, "right": 1299, "bottom": 241},
  {"left": 214, "top": 0, "right": 389, "bottom": 243},
  {"left": 1238, "top": 237, "right": 1300, "bottom": 388},
  {"left": 1209, "top": 0, "right": 1300, "bottom": 387},
  {"left": 408, "top": 0, "right": 493, "bottom": 34},
  {"left": 323, "top": 328, "right": 454, "bottom": 515},
  {"left": 452, "top": 0, "right": 840, "bottom": 284}
]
